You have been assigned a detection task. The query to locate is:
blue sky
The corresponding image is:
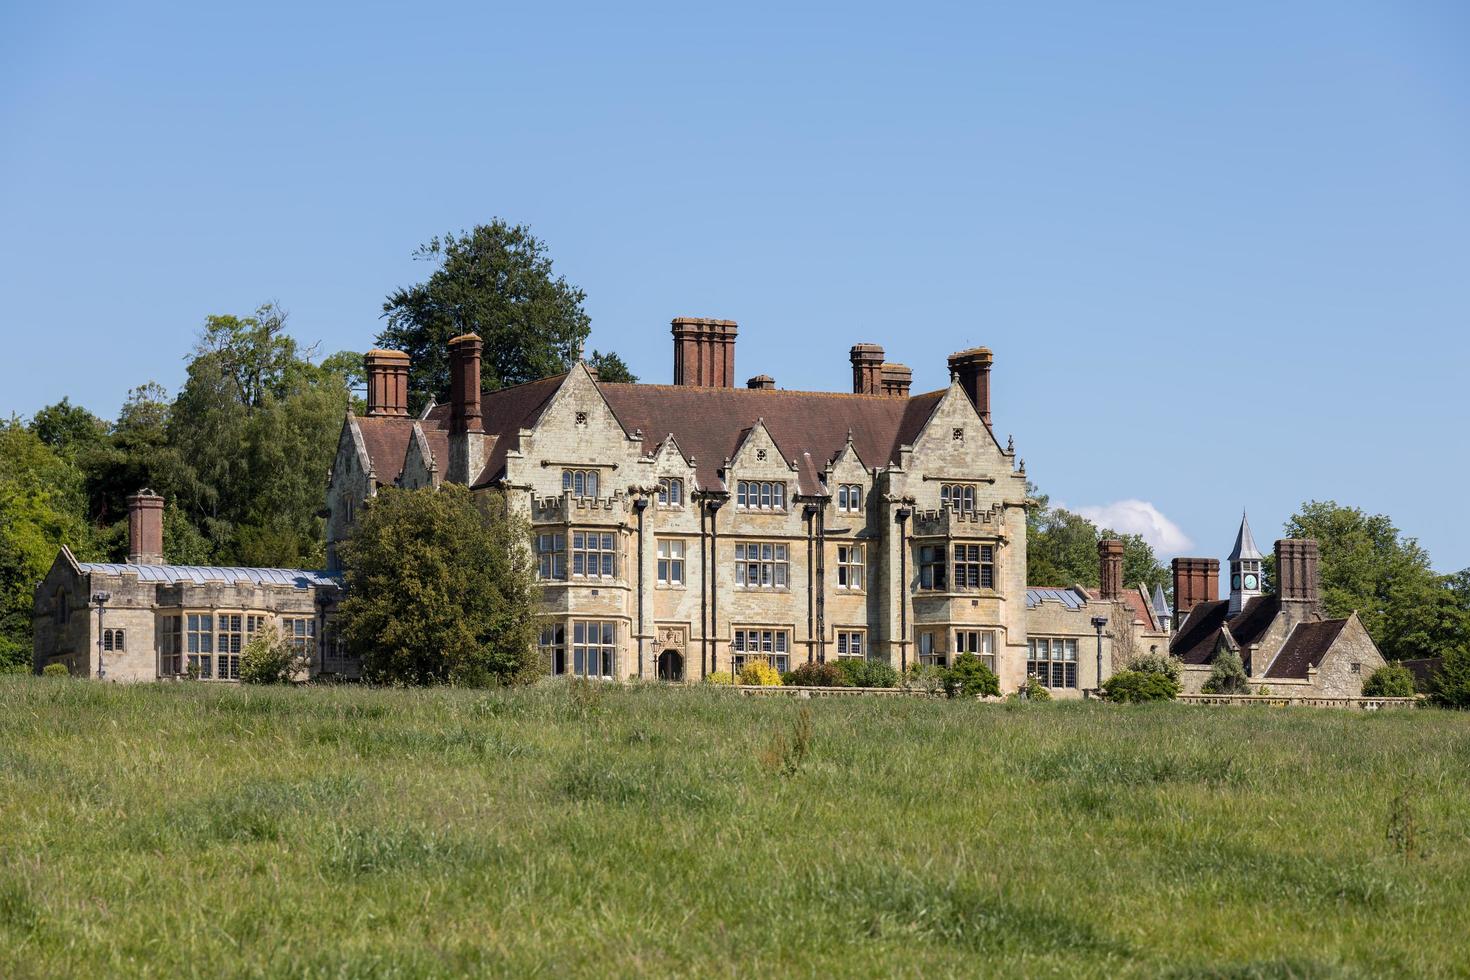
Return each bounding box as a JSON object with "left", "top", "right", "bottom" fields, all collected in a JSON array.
[{"left": 3, "top": 1, "right": 1467, "bottom": 571}]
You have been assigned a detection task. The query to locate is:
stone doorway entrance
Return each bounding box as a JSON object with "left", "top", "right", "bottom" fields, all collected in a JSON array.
[{"left": 657, "top": 649, "right": 684, "bottom": 682}]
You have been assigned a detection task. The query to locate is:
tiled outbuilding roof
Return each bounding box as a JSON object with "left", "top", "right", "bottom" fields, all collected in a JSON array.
[
  {"left": 1265, "top": 619, "right": 1348, "bottom": 679},
  {"left": 1170, "top": 594, "right": 1279, "bottom": 664}
]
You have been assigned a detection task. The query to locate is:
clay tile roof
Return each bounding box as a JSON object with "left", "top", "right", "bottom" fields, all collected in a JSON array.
[
  {"left": 798, "top": 453, "right": 827, "bottom": 497},
  {"left": 1170, "top": 599, "right": 1231, "bottom": 664},
  {"left": 1227, "top": 594, "right": 1280, "bottom": 649},
  {"left": 596, "top": 384, "right": 947, "bottom": 491},
  {"left": 469, "top": 374, "right": 567, "bottom": 486},
  {"left": 1266, "top": 619, "right": 1348, "bottom": 679},
  {"left": 354, "top": 416, "right": 419, "bottom": 486},
  {"left": 1121, "top": 588, "right": 1154, "bottom": 629}
]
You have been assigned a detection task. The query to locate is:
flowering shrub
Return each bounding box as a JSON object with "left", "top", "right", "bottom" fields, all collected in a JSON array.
[
  {"left": 783, "top": 661, "right": 850, "bottom": 687},
  {"left": 738, "top": 658, "right": 784, "bottom": 686},
  {"left": 704, "top": 671, "right": 735, "bottom": 686}
]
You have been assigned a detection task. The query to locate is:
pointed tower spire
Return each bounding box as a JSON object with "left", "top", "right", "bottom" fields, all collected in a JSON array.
[
  {"left": 1152, "top": 583, "right": 1171, "bottom": 632},
  {"left": 1227, "top": 511, "right": 1264, "bottom": 615}
]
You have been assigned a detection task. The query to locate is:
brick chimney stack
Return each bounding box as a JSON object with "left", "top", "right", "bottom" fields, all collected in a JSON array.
[
  {"left": 1098, "top": 539, "right": 1124, "bottom": 600},
  {"left": 880, "top": 363, "right": 912, "bottom": 398},
  {"left": 672, "top": 317, "right": 738, "bottom": 387},
  {"left": 849, "top": 344, "right": 885, "bottom": 395},
  {"left": 447, "top": 334, "right": 486, "bottom": 484},
  {"left": 364, "top": 349, "right": 410, "bottom": 418},
  {"left": 948, "top": 348, "right": 994, "bottom": 424},
  {"left": 1275, "top": 539, "right": 1321, "bottom": 607},
  {"left": 127, "top": 489, "right": 165, "bottom": 565},
  {"left": 1171, "top": 557, "right": 1219, "bottom": 627}
]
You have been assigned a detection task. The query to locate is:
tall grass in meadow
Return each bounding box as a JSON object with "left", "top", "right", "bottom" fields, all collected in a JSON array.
[{"left": 1, "top": 676, "right": 1467, "bottom": 977}]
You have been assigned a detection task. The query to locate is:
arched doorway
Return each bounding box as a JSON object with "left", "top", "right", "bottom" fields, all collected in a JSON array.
[{"left": 657, "top": 649, "right": 684, "bottom": 682}]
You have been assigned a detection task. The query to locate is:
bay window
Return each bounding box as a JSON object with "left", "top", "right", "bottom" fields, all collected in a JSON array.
[
  {"left": 954, "top": 544, "right": 995, "bottom": 590},
  {"left": 536, "top": 533, "right": 566, "bottom": 580},
  {"left": 955, "top": 629, "right": 996, "bottom": 673},
  {"left": 919, "top": 545, "right": 947, "bottom": 590},
  {"left": 572, "top": 621, "right": 616, "bottom": 678},
  {"left": 571, "top": 530, "right": 617, "bottom": 579}
]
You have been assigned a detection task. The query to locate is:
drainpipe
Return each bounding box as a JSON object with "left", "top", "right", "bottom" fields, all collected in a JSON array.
[
  {"left": 816, "top": 504, "right": 827, "bottom": 663},
  {"left": 895, "top": 507, "right": 911, "bottom": 673},
  {"left": 708, "top": 498, "right": 724, "bottom": 677},
  {"left": 804, "top": 503, "right": 817, "bottom": 664},
  {"left": 633, "top": 497, "right": 648, "bottom": 679},
  {"left": 699, "top": 503, "right": 708, "bottom": 679}
]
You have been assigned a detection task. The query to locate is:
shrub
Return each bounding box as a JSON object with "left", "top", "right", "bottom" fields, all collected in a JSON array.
[
  {"left": 1102, "top": 669, "right": 1179, "bottom": 703},
  {"left": 240, "top": 627, "right": 305, "bottom": 685},
  {"left": 738, "top": 658, "right": 783, "bottom": 686},
  {"left": 1362, "top": 663, "right": 1415, "bottom": 698},
  {"left": 783, "top": 661, "right": 849, "bottom": 687},
  {"left": 1430, "top": 647, "right": 1470, "bottom": 708},
  {"left": 704, "top": 671, "right": 735, "bottom": 686},
  {"left": 42, "top": 663, "right": 69, "bottom": 678},
  {"left": 1009, "top": 675, "right": 1051, "bottom": 701},
  {"left": 834, "top": 657, "right": 900, "bottom": 689},
  {"left": 1202, "top": 649, "right": 1250, "bottom": 695},
  {"left": 1128, "top": 651, "right": 1183, "bottom": 682},
  {"left": 943, "top": 653, "right": 1000, "bottom": 698},
  {"left": 904, "top": 663, "right": 946, "bottom": 694}
]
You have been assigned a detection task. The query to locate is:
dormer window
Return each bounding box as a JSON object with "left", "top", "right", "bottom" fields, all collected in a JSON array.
[
  {"left": 940, "top": 483, "right": 977, "bottom": 512},
  {"left": 736, "top": 481, "right": 786, "bottom": 511},
  {"left": 657, "top": 477, "right": 683, "bottom": 508},
  {"left": 837, "top": 484, "right": 863, "bottom": 512},
  {"left": 562, "top": 469, "right": 599, "bottom": 498}
]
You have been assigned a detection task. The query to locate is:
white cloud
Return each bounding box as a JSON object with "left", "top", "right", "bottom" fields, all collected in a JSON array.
[{"left": 1072, "top": 500, "right": 1193, "bottom": 556}]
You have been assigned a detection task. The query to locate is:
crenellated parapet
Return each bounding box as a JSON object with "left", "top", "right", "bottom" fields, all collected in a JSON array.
[
  {"left": 531, "top": 492, "right": 630, "bottom": 526},
  {"left": 911, "top": 505, "right": 1004, "bottom": 538}
]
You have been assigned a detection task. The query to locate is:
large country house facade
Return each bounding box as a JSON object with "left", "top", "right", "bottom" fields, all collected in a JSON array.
[{"left": 33, "top": 317, "right": 1381, "bottom": 697}]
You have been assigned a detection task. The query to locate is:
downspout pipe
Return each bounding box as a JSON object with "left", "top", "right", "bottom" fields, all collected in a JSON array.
[
  {"left": 633, "top": 497, "right": 648, "bottom": 680},
  {"left": 708, "top": 498, "right": 725, "bottom": 676},
  {"left": 699, "top": 503, "right": 708, "bottom": 679},
  {"left": 803, "top": 503, "right": 817, "bottom": 664},
  {"left": 895, "top": 507, "right": 912, "bottom": 673}
]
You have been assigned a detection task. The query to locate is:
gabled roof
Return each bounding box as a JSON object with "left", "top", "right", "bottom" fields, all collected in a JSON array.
[
  {"left": 1170, "top": 593, "right": 1280, "bottom": 664},
  {"left": 1265, "top": 619, "right": 1348, "bottom": 679},
  {"left": 471, "top": 374, "right": 565, "bottom": 485},
  {"left": 354, "top": 416, "right": 419, "bottom": 487},
  {"left": 77, "top": 563, "right": 339, "bottom": 588},
  {"left": 594, "top": 383, "right": 947, "bottom": 491},
  {"left": 1229, "top": 512, "right": 1263, "bottom": 562}
]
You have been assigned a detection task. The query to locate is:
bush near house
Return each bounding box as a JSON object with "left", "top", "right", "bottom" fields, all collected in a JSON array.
[
  {"left": 1362, "top": 663, "right": 1416, "bottom": 698},
  {"left": 1010, "top": 676, "right": 1052, "bottom": 701},
  {"left": 835, "top": 657, "right": 900, "bottom": 689},
  {"left": 942, "top": 653, "right": 1001, "bottom": 698},
  {"left": 1430, "top": 647, "right": 1470, "bottom": 708},
  {"left": 737, "top": 658, "right": 783, "bottom": 686},
  {"left": 703, "top": 671, "right": 735, "bottom": 686},
  {"left": 239, "top": 627, "right": 304, "bottom": 685},
  {"left": 41, "top": 663, "right": 68, "bottom": 678},
  {"left": 1102, "top": 669, "right": 1180, "bottom": 703},
  {"left": 1202, "top": 650, "right": 1250, "bottom": 695},
  {"left": 782, "top": 662, "right": 850, "bottom": 687}
]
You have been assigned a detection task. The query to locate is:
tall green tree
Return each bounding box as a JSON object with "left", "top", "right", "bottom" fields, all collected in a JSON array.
[
  {"left": 378, "top": 221, "right": 632, "bottom": 403},
  {"left": 588, "top": 350, "right": 638, "bottom": 384},
  {"left": 0, "top": 421, "right": 93, "bottom": 668},
  {"left": 337, "top": 485, "right": 540, "bottom": 686},
  {"left": 1282, "top": 500, "right": 1466, "bottom": 661},
  {"left": 1026, "top": 484, "right": 1168, "bottom": 592}
]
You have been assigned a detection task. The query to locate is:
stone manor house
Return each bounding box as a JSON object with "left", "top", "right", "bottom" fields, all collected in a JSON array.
[{"left": 33, "top": 318, "right": 1382, "bottom": 697}]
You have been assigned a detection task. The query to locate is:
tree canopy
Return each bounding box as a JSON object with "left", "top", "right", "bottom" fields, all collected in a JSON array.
[
  {"left": 336, "top": 486, "right": 540, "bottom": 686},
  {"left": 1026, "top": 484, "right": 1169, "bottom": 594},
  {"left": 1282, "top": 500, "right": 1470, "bottom": 662}
]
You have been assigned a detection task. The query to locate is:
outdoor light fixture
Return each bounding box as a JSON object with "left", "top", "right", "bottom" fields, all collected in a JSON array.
[
  {"left": 92, "top": 591, "right": 112, "bottom": 680},
  {"left": 1090, "top": 615, "right": 1108, "bottom": 696}
]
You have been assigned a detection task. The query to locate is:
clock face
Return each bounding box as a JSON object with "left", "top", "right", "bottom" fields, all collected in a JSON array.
[
  {"left": 1244, "top": 573, "right": 1259, "bottom": 590},
  {"left": 1231, "top": 573, "right": 1241, "bottom": 589}
]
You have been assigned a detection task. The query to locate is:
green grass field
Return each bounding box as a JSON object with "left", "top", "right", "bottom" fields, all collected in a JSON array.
[{"left": 1, "top": 678, "right": 1467, "bottom": 978}]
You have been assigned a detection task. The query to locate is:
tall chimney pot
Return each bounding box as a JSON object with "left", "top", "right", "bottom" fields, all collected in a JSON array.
[
  {"left": 849, "top": 344, "right": 885, "bottom": 395},
  {"left": 127, "top": 489, "right": 165, "bottom": 565},
  {"left": 1274, "top": 538, "right": 1321, "bottom": 606},
  {"left": 1171, "top": 557, "right": 1220, "bottom": 627},
  {"left": 947, "top": 347, "right": 994, "bottom": 424},
  {"left": 448, "top": 334, "right": 484, "bottom": 434},
  {"left": 880, "top": 362, "right": 912, "bottom": 398},
  {"left": 672, "top": 317, "right": 738, "bottom": 387},
  {"left": 1098, "top": 539, "right": 1124, "bottom": 600},
  {"left": 364, "top": 349, "right": 410, "bottom": 417}
]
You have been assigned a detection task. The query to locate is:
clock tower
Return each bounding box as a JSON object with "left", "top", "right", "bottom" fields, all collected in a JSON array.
[{"left": 1228, "top": 511, "right": 1264, "bottom": 615}]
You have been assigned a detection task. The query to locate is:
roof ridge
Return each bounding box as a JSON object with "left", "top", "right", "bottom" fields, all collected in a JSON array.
[{"left": 596, "top": 382, "right": 946, "bottom": 401}]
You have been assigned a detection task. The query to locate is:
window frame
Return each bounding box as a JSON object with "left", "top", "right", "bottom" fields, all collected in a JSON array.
[
  {"left": 940, "top": 483, "right": 977, "bottom": 513},
  {"left": 735, "top": 480, "right": 787, "bottom": 511},
  {"left": 918, "top": 544, "right": 948, "bottom": 591},
  {"left": 540, "top": 623, "right": 567, "bottom": 675},
  {"left": 837, "top": 483, "right": 864, "bottom": 513},
  {"left": 953, "top": 543, "right": 995, "bottom": 591},
  {"left": 657, "top": 477, "right": 684, "bottom": 508},
  {"left": 561, "top": 468, "right": 601, "bottom": 498},
  {"left": 536, "top": 532, "right": 567, "bottom": 581},
  {"left": 656, "top": 538, "right": 686, "bottom": 587},
  {"left": 731, "top": 627, "right": 792, "bottom": 674},
  {"left": 954, "top": 629, "right": 997, "bottom": 674},
  {"left": 917, "top": 629, "right": 946, "bottom": 667},
  {"left": 571, "top": 620, "right": 616, "bottom": 679},
  {"left": 1027, "top": 637, "right": 1079, "bottom": 689},
  {"left": 734, "top": 541, "right": 790, "bottom": 590},
  {"left": 836, "top": 543, "right": 865, "bottom": 591},
  {"left": 570, "top": 529, "right": 618, "bottom": 580},
  {"left": 835, "top": 629, "right": 866, "bottom": 659}
]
